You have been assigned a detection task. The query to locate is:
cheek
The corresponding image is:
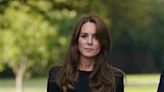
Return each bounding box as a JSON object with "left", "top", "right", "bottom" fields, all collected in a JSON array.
[
  {"left": 95, "top": 41, "right": 101, "bottom": 49},
  {"left": 94, "top": 42, "right": 101, "bottom": 52},
  {"left": 78, "top": 39, "right": 82, "bottom": 46},
  {"left": 97, "top": 45, "right": 101, "bottom": 53},
  {"left": 78, "top": 38, "right": 84, "bottom": 49}
]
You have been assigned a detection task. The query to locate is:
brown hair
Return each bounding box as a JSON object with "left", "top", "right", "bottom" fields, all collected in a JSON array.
[{"left": 56, "top": 15, "right": 119, "bottom": 92}]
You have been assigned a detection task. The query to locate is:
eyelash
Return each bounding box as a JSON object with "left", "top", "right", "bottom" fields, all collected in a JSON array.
[
  {"left": 81, "top": 35, "right": 87, "bottom": 38},
  {"left": 80, "top": 35, "right": 97, "bottom": 38}
]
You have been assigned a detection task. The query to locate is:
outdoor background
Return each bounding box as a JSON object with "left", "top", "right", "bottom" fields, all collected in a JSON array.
[{"left": 0, "top": 0, "right": 164, "bottom": 92}]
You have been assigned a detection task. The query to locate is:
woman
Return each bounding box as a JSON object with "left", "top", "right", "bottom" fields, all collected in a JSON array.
[{"left": 47, "top": 15, "right": 124, "bottom": 92}]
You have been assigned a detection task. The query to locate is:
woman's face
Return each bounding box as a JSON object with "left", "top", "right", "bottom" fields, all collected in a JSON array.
[{"left": 78, "top": 22, "right": 101, "bottom": 59}]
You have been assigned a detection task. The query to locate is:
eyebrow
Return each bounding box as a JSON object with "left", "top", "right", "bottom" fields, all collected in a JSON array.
[{"left": 80, "top": 33, "right": 96, "bottom": 35}]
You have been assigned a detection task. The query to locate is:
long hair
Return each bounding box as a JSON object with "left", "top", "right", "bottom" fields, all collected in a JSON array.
[{"left": 56, "top": 15, "right": 118, "bottom": 92}]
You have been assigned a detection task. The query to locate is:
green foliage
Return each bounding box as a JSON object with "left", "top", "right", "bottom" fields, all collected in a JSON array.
[
  {"left": 0, "top": 1, "right": 76, "bottom": 75},
  {"left": 0, "top": 34, "right": 4, "bottom": 71},
  {"left": 0, "top": 0, "right": 163, "bottom": 75},
  {"left": 0, "top": 1, "right": 51, "bottom": 73},
  {"left": 128, "top": 1, "right": 164, "bottom": 51}
]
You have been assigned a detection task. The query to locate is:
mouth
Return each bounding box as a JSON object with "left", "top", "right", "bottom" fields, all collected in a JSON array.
[{"left": 85, "top": 48, "right": 94, "bottom": 51}]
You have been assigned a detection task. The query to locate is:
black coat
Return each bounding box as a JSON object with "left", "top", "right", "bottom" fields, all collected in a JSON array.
[
  {"left": 47, "top": 66, "right": 124, "bottom": 92},
  {"left": 158, "top": 69, "right": 164, "bottom": 92}
]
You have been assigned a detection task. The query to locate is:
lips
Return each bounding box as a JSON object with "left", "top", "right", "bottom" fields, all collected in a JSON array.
[{"left": 85, "top": 48, "right": 94, "bottom": 51}]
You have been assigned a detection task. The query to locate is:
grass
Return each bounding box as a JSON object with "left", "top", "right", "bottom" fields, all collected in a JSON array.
[
  {"left": 0, "top": 77, "right": 47, "bottom": 92},
  {"left": 0, "top": 74, "right": 161, "bottom": 92},
  {"left": 125, "top": 74, "right": 160, "bottom": 92}
]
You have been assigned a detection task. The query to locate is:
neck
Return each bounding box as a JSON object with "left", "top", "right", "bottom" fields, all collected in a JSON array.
[{"left": 79, "top": 56, "right": 95, "bottom": 71}]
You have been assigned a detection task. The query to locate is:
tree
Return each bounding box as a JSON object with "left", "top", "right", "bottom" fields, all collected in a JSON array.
[
  {"left": 0, "top": 1, "right": 73, "bottom": 92},
  {"left": 0, "top": 33, "right": 4, "bottom": 71}
]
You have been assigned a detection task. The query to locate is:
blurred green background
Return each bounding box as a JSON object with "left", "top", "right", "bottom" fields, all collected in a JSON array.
[{"left": 0, "top": 0, "right": 164, "bottom": 92}]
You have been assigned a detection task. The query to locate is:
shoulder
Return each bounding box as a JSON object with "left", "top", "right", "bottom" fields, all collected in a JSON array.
[
  {"left": 111, "top": 66, "right": 124, "bottom": 78},
  {"left": 48, "top": 66, "right": 62, "bottom": 82},
  {"left": 111, "top": 66, "right": 124, "bottom": 85},
  {"left": 49, "top": 66, "right": 62, "bottom": 74},
  {"left": 47, "top": 66, "right": 63, "bottom": 92},
  {"left": 111, "top": 66, "right": 124, "bottom": 92}
]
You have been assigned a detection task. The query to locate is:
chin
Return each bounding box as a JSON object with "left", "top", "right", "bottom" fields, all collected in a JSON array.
[{"left": 83, "top": 54, "right": 97, "bottom": 58}]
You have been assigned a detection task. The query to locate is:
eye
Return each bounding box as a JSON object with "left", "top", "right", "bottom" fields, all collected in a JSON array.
[
  {"left": 80, "top": 34, "right": 87, "bottom": 38},
  {"left": 93, "top": 34, "right": 97, "bottom": 39}
]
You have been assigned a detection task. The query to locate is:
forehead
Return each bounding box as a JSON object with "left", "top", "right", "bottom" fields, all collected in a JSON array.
[{"left": 80, "top": 22, "right": 97, "bottom": 34}]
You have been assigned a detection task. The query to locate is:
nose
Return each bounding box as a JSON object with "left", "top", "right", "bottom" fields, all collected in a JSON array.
[{"left": 87, "top": 36, "right": 93, "bottom": 45}]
